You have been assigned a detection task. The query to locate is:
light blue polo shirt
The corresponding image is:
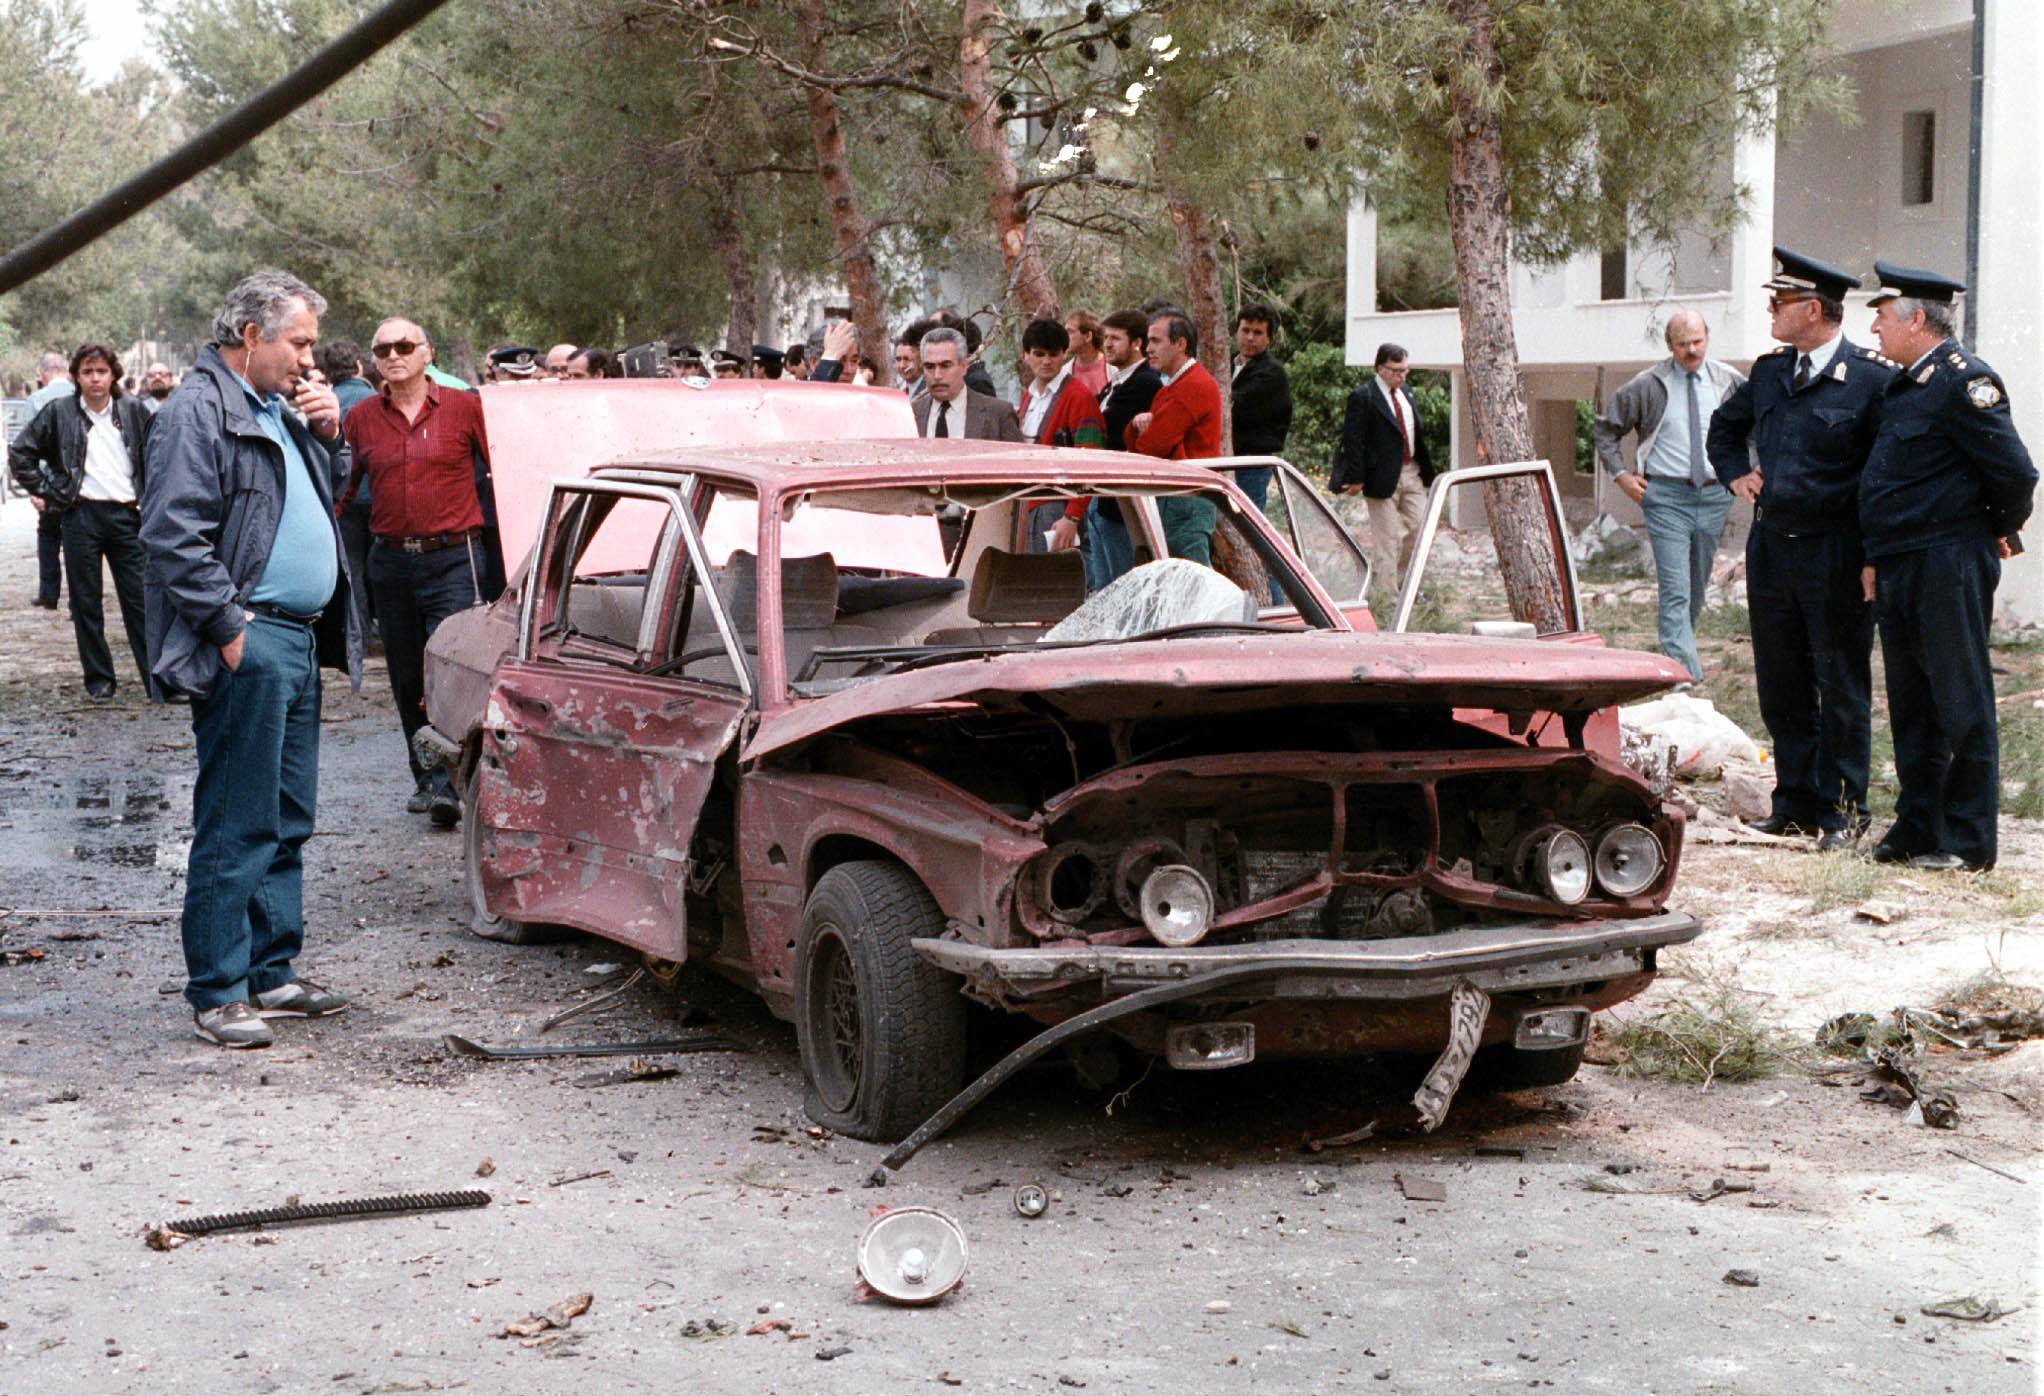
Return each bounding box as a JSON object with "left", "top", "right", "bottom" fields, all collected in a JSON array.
[{"left": 232, "top": 369, "right": 339, "bottom": 615}]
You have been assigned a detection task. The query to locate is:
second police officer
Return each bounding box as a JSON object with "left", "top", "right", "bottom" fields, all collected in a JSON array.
[
  {"left": 1860, "top": 262, "right": 2036, "bottom": 873},
  {"left": 1708, "top": 248, "right": 1896, "bottom": 852}
]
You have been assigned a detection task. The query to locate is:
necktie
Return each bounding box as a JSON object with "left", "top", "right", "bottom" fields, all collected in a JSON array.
[
  {"left": 1793, "top": 354, "right": 1811, "bottom": 391},
  {"left": 1686, "top": 370, "right": 1706, "bottom": 486},
  {"left": 934, "top": 401, "right": 950, "bottom": 438},
  {"left": 1394, "top": 392, "right": 1412, "bottom": 462}
]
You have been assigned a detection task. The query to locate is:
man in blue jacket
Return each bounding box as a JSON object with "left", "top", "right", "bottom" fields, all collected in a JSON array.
[
  {"left": 1708, "top": 248, "right": 1896, "bottom": 851},
  {"left": 1858, "top": 262, "right": 2035, "bottom": 872},
  {"left": 141, "top": 270, "right": 364, "bottom": 1048}
]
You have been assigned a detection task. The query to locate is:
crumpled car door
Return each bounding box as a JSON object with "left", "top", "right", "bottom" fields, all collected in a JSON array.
[{"left": 473, "top": 479, "right": 751, "bottom": 959}]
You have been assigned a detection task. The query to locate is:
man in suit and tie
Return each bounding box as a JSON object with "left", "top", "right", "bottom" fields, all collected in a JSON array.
[
  {"left": 911, "top": 328, "right": 1023, "bottom": 442},
  {"left": 1334, "top": 343, "right": 1434, "bottom": 595}
]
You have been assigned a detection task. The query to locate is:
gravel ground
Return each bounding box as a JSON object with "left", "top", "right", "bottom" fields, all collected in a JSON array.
[{"left": 1, "top": 497, "right": 2036, "bottom": 1395}]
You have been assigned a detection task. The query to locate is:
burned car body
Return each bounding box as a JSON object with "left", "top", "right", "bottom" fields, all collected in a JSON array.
[{"left": 421, "top": 438, "right": 1699, "bottom": 1141}]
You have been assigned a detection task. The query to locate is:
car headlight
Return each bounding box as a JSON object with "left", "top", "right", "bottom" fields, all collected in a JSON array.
[
  {"left": 1520, "top": 826, "right": 1591, "bottom": 905},
  {"left": 1593, "top": 823, "right": 1664, "bottom": 897},
  {"left": 1140, "top": 864, "right": 1215, "bottom": 946}
]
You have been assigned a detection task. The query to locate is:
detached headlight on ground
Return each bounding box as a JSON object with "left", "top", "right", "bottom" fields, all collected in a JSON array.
[
  {"left": 1520, "top": 826, "right": 1591, "bottom": 905},
  {"left": 1593, "top": 823, "right": 1664, "bottom": 897},
  {"left": 1139, "top": 864, "right": 1214, "bottom": 946}
]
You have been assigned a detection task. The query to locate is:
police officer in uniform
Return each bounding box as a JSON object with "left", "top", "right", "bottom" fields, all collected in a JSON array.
[
  {"left": 1708, "top": 248, "right": 1895, "bottom": 851},
  {"left": 1860, "top": 262, "right": 2035, "bottom": 872}
]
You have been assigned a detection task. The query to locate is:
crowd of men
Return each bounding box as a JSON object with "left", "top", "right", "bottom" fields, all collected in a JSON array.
[
  {"left": 1597, "top": 247, "right": 2034, "bottom": 874},
  {"left": 5, "top": 249, "right": 2033, "bottom": 1046}
]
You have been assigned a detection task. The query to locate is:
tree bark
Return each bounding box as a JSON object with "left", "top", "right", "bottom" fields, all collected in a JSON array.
[
  {"left": 959, "top": 0, "right": 1060, "bottom": 322},
  {"left": 798, "top": 0, "right": 891, "bottom": 384},
  {"left": 1442, "top": 0, "right": 1568, "bottom": 633},
  {"left": 708, "top": 173, "right": 757, "bottom": 357},
  {"left": 1157, "top": 124, "right": 1232, "bottom": 453}
]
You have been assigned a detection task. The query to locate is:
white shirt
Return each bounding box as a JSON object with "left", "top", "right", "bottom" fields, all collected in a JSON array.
[
  {"left": 78, "top": 400, "right": 136, "bottom": 503},
  {"left": 923, "top": 397, "right": 956, "bottom": 439},
  {"left": 1020, "top": 362, "right": 1071, "bottom": 441},
  {"left": 1160, "top": 356, "right": 1198, "bottom": 389},
  {"left": 1375, "top": 376, "right": 1414, "bottom": 458}
]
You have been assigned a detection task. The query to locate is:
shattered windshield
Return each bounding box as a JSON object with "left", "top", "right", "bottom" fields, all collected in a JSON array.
[{"left": 736, "top": 478, "right": 1337, "bottom": 696}]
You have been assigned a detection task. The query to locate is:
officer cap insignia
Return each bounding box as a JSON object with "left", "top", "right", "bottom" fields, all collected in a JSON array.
[{"left": 1966, "top": 376, "right": 2002, "bottom": 409}]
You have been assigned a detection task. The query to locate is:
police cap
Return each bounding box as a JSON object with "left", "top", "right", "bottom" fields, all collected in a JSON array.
[
  {"left": 1868, "top": 261, "right": 1966, "bottom": 307},
  {"left": 1764, "top": 246, "right": 1859, "bottom": 302},
  {"left": 488, "top": 344, "right": 540, "bottom": 376}
]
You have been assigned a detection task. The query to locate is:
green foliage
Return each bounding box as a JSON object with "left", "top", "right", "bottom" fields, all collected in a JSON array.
[
  {"left": 1611, "top": 982, "right": 1806, "bottom": 1085},
  {"left": 2004, "top": 711, "right": 2044, "bottom": 821}
]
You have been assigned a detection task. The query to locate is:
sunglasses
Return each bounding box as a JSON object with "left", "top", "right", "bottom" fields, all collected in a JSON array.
[
  {"left": 1765, "top": 295, "right": 1813, "bottom": 312},
  {"left": 371, "top": 339, "right": 422, "bottom": 357}
]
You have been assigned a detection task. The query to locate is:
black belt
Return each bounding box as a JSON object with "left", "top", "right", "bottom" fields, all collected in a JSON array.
[
  {"left": 1645, "top": 476, "right": 1719, "bottom": 488},
  {"left": 374, "top": 527, "right": 480, "bottom": 554},
  {"left": 249, "top": 601, "right": 322, "bottom": 626}
]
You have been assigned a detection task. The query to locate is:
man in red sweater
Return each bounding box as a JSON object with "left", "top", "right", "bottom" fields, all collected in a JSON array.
[{"left": 1126, "top": 311, "right": 1223, "bottom": 564}]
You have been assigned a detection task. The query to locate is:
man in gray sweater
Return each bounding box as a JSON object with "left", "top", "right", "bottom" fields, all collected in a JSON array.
[{"left": 1594, "top": 312, "right": 1746, "bottom": 681}]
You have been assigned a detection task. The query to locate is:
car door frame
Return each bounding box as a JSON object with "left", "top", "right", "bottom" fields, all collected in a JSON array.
[
  {"left": 474, "top": 476, "right": 753, "bottom": 959},
  {"left": 1390, "top": 460, "right": 1584, "bottom": 636}
]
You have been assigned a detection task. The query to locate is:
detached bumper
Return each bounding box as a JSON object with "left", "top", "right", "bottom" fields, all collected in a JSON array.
[
  {"left": 412, "top": 723, "right": 463, "bottom": 774},
  {"left": 913, "top": 911, "right": 1701, "bottom": 1000}
]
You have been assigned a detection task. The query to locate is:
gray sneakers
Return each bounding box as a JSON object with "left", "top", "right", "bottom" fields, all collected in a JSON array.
[
  {"left": 194, "top": 1001, "right": 274, "bottom": 1049},
  {"left": 253, "top": 978, "right": 349, "bottom": 1018}
]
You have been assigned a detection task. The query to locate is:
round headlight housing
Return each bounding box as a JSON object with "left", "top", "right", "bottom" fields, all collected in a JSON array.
[
  {"left": 1139, "top": 864, "right": 1215, "bottom": 946},
  {"left": 1593, "top": 823, "right": 1664, "bottom": 897},
  {"left": 1521, "top": 826, "right": 1592, "bottom": 905}
]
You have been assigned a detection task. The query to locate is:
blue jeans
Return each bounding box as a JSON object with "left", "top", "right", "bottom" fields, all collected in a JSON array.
[
  {"left": 1233, "top": 466, "right": 1273, "bottom": 512},
  {"left": 1081, "top": 499, "right": 1136, "bottom": 592},
  {"left": 1640, "top": 478, "right": 1731, "bottom": 681},
  {"left": 180, "top": 615, "right": 322, "bottom": 1010}
]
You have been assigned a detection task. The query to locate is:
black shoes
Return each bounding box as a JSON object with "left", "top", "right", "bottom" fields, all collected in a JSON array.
[
  {"left": 31, "top": 595, "right": 59, "bottom": 610},
  {"left": 1907, "top": 851, "right": 1991, "bottom": 873},
  {"left": 1816, "top": 828, "right": 1855, "bottom": 853},
  {"left": 1747, "top": 814, "right": 1818, "bottom": 837},
  {"left": 428, "top": 789, "right": 460, "bottom": 829},
  {"left": 86, "top": 681, "right": 115, "bottom": 701},
  {"left": 405, "top": 787, "right": 433, "bottom": 814},
  {"left": 1869, "top": 842, "right": 1913, "bottom": 865}
]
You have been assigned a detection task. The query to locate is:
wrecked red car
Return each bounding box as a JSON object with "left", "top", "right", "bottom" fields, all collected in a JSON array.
[{"left": 420, "top": 437, "right": 1699, "bottom": 1142}]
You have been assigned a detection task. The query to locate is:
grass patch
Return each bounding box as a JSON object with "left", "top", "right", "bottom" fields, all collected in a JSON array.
[
  {"left": 1695, "top": 602, "right": 1752, "bottom": 641},
  {"left": 1609, "top": 981, "right": 1806, "bottom": 1086},
  {"left": 1798, "top": 855, "right": 1885, "bottom": 913},
  {"left": 1934, "top": 971, "right": 2044, "bottom": 1018},
  {"left": 2002, "top": 710, "right": 2044, "bottom": 821}
]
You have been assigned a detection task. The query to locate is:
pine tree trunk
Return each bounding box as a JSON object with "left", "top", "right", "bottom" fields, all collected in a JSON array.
[
  {"left": 709, "top": 174, "right": 757, "bottom": 357},
  {"left": 1158, "top": 125, "right": 1232, "bottom": 453},
  {"left": 959, "top": 0, "right": 1060, "bottom": 321},
  {"left": 1443, "top": 0, "right": 1567, "bottom": 633},
  {"left": 799, "top": 0, "right": 892, "bottom": 384}
]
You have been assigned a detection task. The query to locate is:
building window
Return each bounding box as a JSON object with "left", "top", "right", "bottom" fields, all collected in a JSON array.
[
  {"left": 1902, "top": 110, "right": 1936, "bottom": 207},
  {"left": 1600, "top": 246, "right": 1628, "bottom": 301}
]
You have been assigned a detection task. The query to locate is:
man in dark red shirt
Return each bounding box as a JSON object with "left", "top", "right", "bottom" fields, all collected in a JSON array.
[
  {"left": 1126, "top": 311, "right": 1224, "bottom": 564},
  {"left": 339, "top": 317, "right": 491, "bottom": 826}
]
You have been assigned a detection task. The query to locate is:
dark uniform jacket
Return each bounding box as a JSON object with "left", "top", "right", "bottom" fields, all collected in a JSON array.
[
  {"left": 1706, "top": 338, "right": 1896, "bottom": 542},
  {"left": 7, "top": 391, "right": 154, "bottom": 508},
  {"left": 1230, "top": 353, "right": 1292, "bottom": 457},
  {"left": 139, "top": 345, "right": 364, "bottom": 699},
  {"left": 1858, "top": 338, "right": 2036, "bottom": 561},
  {"left": 1334, "top": 379, "right": 1433, "bottom": 498},
  {"left": 1098, "top": 362, "right": 1162, "bottom": 452}
]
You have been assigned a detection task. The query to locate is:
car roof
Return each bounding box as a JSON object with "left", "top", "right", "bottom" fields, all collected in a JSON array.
[{"left": 590, "top": 437, "right": 1276, "bottom": 493}]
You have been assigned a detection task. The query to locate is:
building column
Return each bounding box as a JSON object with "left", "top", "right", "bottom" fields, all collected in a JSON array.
[
  {"left": 1345, "top": 192, "right": 1378, "bottom": 368},
  {"left": 1977, "top": 0, "right": 2043, "bottom": 625},
  {"left": 1724, "top": 96, "right": 1779, "bottom": 360}
]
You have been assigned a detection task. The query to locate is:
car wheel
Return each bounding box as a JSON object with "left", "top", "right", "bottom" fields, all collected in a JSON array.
[
  {"left": 462, "top": 771, "right": 555, "bottom": 945},
  {"left": 1470, "top": 1040, "right": 1587, "bottom": 1091},
  {"left": 794, "top": 861, "right": 966, "bottom": 1142}
]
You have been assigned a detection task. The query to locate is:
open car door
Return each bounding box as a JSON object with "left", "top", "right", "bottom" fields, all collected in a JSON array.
[
  {"left": 472, "top": 478, "right": 752, "bottom": 959},
  {"left": 1391, "top": 460, "right": 1584, "bottom": 637},
  {"left": 1210, "top": 458, "right": 1374, "bottom": 626}
]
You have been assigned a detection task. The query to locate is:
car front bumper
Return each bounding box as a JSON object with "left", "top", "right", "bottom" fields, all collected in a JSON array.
[{"left": 913, "top": 910, "right": 1701, "bottom": 1000}]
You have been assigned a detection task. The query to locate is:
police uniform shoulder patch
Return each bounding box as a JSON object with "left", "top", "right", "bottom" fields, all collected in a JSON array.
[
  {"left": 1966, "top": 376, "right": 2003, "bottom": 409},
  {"left": 1946, "top": 350, "right": 1970, "bottom": 370},
  {"left": 1859, "top": 347, "right": 1899, "bottom": 368},
  {"left": 1763, "top": 345, "right": 1793, "bottom": 358}
]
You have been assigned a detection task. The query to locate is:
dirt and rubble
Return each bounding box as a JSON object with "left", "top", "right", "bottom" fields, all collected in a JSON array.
[{"left": 1, "top": 499, "right": 2037, "bottom": 1394}]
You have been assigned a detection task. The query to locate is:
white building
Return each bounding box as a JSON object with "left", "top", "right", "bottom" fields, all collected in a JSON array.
[{"left": 1344, "top": 0, "right": 2042, "bottom": 624}]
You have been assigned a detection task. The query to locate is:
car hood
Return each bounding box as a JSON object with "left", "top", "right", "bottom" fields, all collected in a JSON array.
[{"left": 745, "top": 630, "right": 1690, "bottom": 758}]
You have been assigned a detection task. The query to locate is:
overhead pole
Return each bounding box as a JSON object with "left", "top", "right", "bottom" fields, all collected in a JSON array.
[{"left": 0, "top": 0, "right": 456, "bottom": 297}]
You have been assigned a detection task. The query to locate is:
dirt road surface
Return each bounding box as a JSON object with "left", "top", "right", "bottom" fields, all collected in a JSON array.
[{"left": 1, "top": 499, "right": 2036, "bottom": 1394}]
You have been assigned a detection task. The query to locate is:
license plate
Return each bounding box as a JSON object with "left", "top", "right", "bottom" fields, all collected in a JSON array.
[{"left": 1412, "top": 981, "right": 1492, "bottom": 1132}]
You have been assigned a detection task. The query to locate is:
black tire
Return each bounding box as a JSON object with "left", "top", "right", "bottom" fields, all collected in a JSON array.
[
  {"left": 462, "top": 771, "right": 556, "bottom": 945},
  {"left": 1470, "top": 1040, "right": 1587, "bottom": 1091},
  {"left": 794, "top": 861, "right": 966, "bottom": 1142}
]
